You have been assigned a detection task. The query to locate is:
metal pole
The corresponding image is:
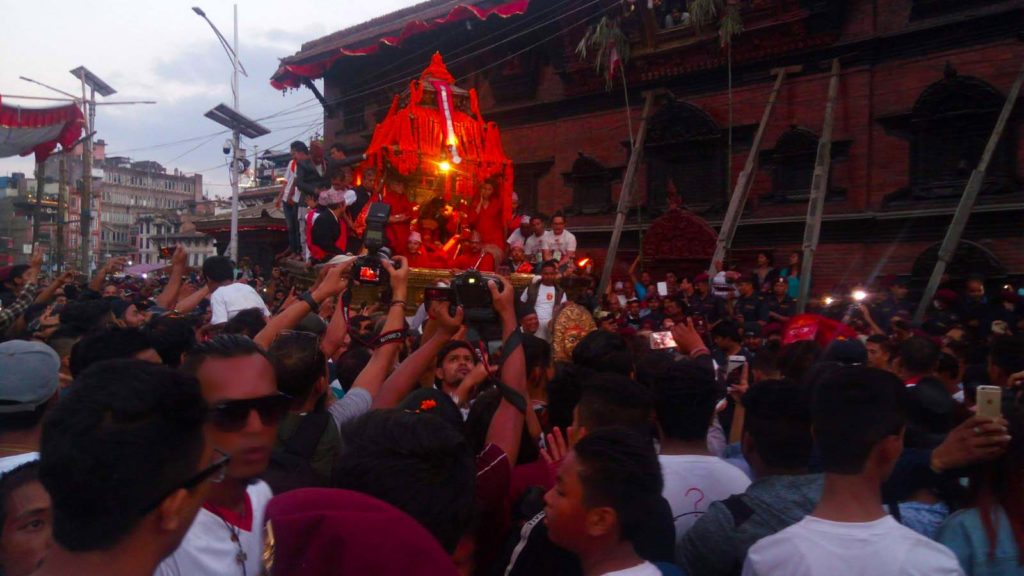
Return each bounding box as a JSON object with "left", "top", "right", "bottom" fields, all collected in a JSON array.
[
  {"left": 913, "top": 57, "right": 1024, "bottom": 324},
  {"left": 796, "top": 59, "right": 841, "bottom": 314},
  {"left": 709, "top": 67, "right": 792, "bottom": 275},
  {"left": 597, "top": 92, "right": 656, "bottom": 297},
  {"left": 229, "top": 3, "right": 241, "bottom": 264}
]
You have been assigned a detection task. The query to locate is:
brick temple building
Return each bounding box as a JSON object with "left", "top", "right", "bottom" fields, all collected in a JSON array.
[{"left": 273, "top": 0, "right": 1024, "bottom": 291}]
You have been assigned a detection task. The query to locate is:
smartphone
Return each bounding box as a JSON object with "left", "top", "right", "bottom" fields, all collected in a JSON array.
[
  {"left": 976, "top": 385, "right": 1002, "bottom": 419},
  {"left": 657, "top": 281, "right": 669, "bottom": 296},
  {"left": 727, "top": 355, "right": 747, "bottom": 377},
  {"left": 159, "top": 246, "right": 174, "bottom": 259},
  {"left": 650, "top": 330, "right": 677, "bottom": 350}
]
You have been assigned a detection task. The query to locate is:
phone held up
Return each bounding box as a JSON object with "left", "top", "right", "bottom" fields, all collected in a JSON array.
[{"left": 976, "top": 385, "right": 1002, "bottom": 420}]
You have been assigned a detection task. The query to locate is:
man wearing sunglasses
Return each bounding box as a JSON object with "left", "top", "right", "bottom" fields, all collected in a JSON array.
[
  {"left": 159, "top": 335, "right": 286, "bottom": 576},
  {"left": 34, "top": 360, "right": 218, "bottom": 576}
]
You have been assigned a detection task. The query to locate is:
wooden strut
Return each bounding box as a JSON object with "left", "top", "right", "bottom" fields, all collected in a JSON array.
[
  {"left": 597, "top": 91, "right": 657, "bottom": 298},
  {"left": 796, "top": 59, "right": 841, "bottom": 314},
  {"left": 913, "top": 56, "right": 1024, "bottom": 324},
  {"left": 709, "top": 66, "right": 795, "bottom": 276}
]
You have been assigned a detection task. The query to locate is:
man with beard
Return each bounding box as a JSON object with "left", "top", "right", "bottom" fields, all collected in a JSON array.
[{"left": 157, "top": 335, "right": 288, "bottom": 576}]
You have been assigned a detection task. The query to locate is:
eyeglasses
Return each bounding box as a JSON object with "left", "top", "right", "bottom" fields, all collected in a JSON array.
[
  {"left": 141, "top": 448, "right": 231, "bottom": 513},
  {"left": 207, "top": 393, "right": 292, "bottom": 432}
]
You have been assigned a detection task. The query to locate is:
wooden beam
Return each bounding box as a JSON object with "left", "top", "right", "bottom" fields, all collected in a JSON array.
[
  {"left": 796, "top": 59, "right": 841, "bottom": 314},
  {"left": 709, "top": 65, "right": 798, "bottom": 275},
  {"left": 597, "top": 91, "right": 657, "bottom": 297},
  {"left": 913, "top": 56, "right": 1024, "bottom": 324}
]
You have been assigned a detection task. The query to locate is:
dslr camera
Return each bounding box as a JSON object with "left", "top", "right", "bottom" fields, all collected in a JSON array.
[
  {"left": 425, "top": 269, "right": 505, "bottom": 325},
  {"left": 350, "top": 202, "right": 401, "bottom": 285}
]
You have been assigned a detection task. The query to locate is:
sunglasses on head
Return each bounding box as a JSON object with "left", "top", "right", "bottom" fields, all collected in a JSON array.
[
  {"left": 207, "top": 393, "right": 292, "bottom": 432},
  {"left": 142, "top": 448, "right": 230, "bottom": 513}
]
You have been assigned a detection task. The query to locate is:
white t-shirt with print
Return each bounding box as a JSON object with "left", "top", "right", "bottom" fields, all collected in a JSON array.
[
  {"left": 155, "top": 481, "right": 273, "bottom": 576},
  {"left": 542, "top": 230, "right": 577, "bottom": 261},
  {"left": 659, "top": 454, "right": 751, "bottom": 542},
  {"left": 524, "top": 232, "right": 550, "bottom": 260},
  {"left": 742, "top": 514, "right": 964, "bottom": 576},
  {"left": 520, "top": 282, "right": 567, "bottom": 341}
]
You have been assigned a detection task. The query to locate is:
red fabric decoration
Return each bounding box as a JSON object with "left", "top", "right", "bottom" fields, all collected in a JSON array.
[
  {"left": 0, "top": 97, "right": 85, "bottom": 163},
  {"left": 782, "top": 314, "right": 858, "bottom": 348},
  {"left": 270, "top": 0, "right": 531, "bottom": 90}
]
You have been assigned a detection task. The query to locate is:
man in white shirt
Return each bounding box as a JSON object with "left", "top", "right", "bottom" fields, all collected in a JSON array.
[
  {"left": 0, "top": 341, "right": 60, "bottom": 475},
  {"left": 158, "top": 335, "right": 287, "bottom": 576},
  {"left": 274, "top": 144, "right": 305, "bottom": 259},
  {"left": 35, "top": 360, "right": 218, "bottom": 576},
  {"left": 203, "top": 256, "right": 270, "bottom": 324},
  {"left": 542, "top": 212, "right": 577, "bottom": 270},
  {"left": 520, "top": 260, "right": 567, "bottom": 341},
  {"left": 544, "top": 427, "right": 665, "bottom": 576},
  {"left": 651, "top": 358, "right": 750, "bottom": 542},
  {"left": 507, "top": 214, "right": 532, "bottom": 248},
  {"left": 742, "top": 366, "right": 964, "bottom": 576},
  {"left": 523, "top": 215, "right": 550, "bottom": 266}
]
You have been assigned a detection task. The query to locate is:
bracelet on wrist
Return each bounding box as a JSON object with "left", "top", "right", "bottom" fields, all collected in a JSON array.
[{"left": 390, "top": 300, "right": 406, "bottom": 308}]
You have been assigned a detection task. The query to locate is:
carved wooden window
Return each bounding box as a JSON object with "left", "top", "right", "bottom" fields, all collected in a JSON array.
[
  {"left": 909, "top": 71, "right": 1014, "bottom": 199},
  {"left": 767, "top": 127, "right": 819, "bottom": 201},
  {"left": 513, "top": 159, "right": 553, "bottom": 215},
  {"left": 644, "top": 99, "right": 724, "bottom": 211}
]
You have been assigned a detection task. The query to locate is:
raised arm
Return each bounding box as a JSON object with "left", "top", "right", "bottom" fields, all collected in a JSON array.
[
  {"left": 172, "top": 285, "right": 209, "bottom": 314},
  {"left": 254, "top": 262, "right": 351, "bottom": 350},
  {"left": 348, "top": 256, "right": 409, "bottom": 400},
  {"left": 90, "top": 257, "right": 124, "bottom": 292},
  {"left": 485, "top": 277, "right": 527, "bottom": 464},
  {"left": 372, "top": 301, "right": 464, "bottom": 409},
  {"left": 154, "top": 246, "right": 188, "bottom": 309},
  {"left": 321, "top": 291, "right": 350, "bottom": 360},
  {"left": 34, "top": 269, "right": 73, "bottom": 305}
]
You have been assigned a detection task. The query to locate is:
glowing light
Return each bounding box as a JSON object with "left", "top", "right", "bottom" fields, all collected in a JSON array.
[
  {"left": 142, "top": 273, "right": 148, "bottom": 280},
  {"left": 438, "top": 161, "right": 452, "bottom": 173},
  {"left": 446, "top": 135, "right": 458, "bottom": 146},
  {"left": 852, "top": 290, "right": 867, "bottom": 302},
  {"left": 576, "top": 257, "right": 591, "bottom": 268},
  {"left": 823, "top": 296, "right": 834, "bottom": 306}
]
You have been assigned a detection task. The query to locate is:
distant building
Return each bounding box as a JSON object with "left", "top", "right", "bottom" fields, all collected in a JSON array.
[{"left": 135, "top": 212, "right": 216, "bottom": 268}]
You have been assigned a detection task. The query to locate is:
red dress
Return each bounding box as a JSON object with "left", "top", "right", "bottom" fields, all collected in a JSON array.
[
  {"left": 381, "top": 190, "right": 414, "bottom": 256},
  {"left": 467, "top": 199, "right": 506, "bottom": 251}
]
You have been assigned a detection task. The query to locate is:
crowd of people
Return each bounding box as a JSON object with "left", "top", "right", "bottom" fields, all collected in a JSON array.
[{"left": 1, "top": 229, "right": 1024, "bottom": 576}]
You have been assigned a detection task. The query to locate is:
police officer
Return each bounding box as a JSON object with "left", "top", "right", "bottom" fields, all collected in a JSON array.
[{"left": 733, "top": 274, "right": 768, "bottom": 324}]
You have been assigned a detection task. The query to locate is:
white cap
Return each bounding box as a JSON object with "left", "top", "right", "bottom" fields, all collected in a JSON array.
[
  {"left": 408, "top": 231, "right": 423, "bottom": 243},
  {"left": 520, "top": 215, "right": 531, "bottom": 225},
  {"left": 614, "top": 281, "right": 624, "bottom": 290}
]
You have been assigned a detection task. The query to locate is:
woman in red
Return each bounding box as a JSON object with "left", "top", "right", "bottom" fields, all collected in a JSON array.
[
  {"left": 466, "top": 180, "right": 506, "bottom": 255},
  {"left": 381, "top": 176, "right": 415, "bottom": 255}
]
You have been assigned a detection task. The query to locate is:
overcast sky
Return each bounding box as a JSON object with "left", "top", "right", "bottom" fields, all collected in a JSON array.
[{"left": 1, "top": 0, "right": 419, "bottom": 197}]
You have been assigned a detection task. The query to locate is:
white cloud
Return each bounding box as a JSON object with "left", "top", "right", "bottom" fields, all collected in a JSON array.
[{"left": 1, "top": 0, "right": 422, "bottom": 196}]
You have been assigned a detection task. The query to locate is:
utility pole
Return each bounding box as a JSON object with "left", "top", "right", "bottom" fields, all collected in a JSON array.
[
  {"left": 79, "top": 71, "right": 93, "bottom": 276},
  {"left": 796, "top": 59, "right": 841, "bottom": 314},
  {"left": 32, "top": 162, "right": 44, "bottom": 247},
  {"left": 56, "top": 156, "right": 67, "bottom": 272},
  {"left": 195, "top": 4, "right": 268, "bottom": 263}
]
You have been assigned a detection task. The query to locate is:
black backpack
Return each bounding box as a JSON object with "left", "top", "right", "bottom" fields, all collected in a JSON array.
[{"left": 262, "top": 412, "right": 332, "bottom": 494}]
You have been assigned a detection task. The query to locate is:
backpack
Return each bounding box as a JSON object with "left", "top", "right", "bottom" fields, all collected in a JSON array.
[{"left": 262, "top": 411, "right": 331, "bottom": 494}]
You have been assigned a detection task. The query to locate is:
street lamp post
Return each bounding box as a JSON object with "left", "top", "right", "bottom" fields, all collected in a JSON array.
[{"left": 193, "top": 5, "right": 267, "bottom": 263}]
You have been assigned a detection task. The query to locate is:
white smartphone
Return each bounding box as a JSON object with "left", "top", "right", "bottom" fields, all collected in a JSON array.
[
  {"left": 657, "top": 281, "right": 669, "bottom": 296},
  {"left": 650, "top": 331, "right": 677, "bottom": 350},
  {"left": 976, "top": 385, "right": 1002, "bottom": 419},
  {"left": 727, "top": 355, "right": 747, "bottom": 375}
]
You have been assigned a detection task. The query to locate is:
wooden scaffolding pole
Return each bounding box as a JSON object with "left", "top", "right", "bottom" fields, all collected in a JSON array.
[
  {"left": 796, "top": 59, "right": 841, "bottom": 314},
  {"left": 913, "top": 58, "right": 1024, "bottom": 324},
  {"left": 709, "top": 66, "right": 798, "bottom": 274},
  {"left": 597, "top": 91, "right": 657, "bottom": 297}
]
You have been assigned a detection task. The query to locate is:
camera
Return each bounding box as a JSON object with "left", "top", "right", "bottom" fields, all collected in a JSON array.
[
  {"left": 450, "top": 269, "right": 504, "bottom": 324},
  {"left": 350, "top": 202, "right": 401, "bottom": 286}
]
